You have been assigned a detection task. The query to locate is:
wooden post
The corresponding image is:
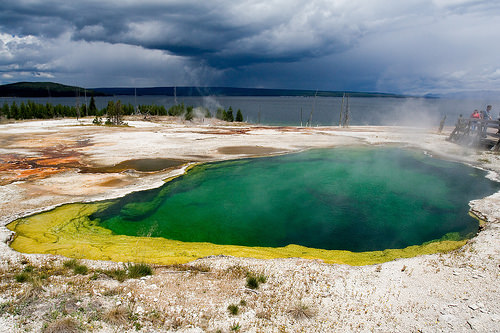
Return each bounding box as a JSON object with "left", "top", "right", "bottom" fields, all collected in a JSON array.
[{"left": 339, "top": 93, "right": 345, "bottom": 127}]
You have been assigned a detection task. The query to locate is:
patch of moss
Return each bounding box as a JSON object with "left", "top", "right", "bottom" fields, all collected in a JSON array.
[{"left": 7, "top": 202, "right": 471, "bottom": 266}]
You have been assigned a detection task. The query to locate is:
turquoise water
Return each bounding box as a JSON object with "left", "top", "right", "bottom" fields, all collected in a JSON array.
[{"left": 92, "top": 148, "right": 499, "bottom": 252}]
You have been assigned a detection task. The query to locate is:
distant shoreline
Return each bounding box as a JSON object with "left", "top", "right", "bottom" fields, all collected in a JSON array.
[{"left": 0, "top": 81, "right": 411, "bottom": 98}]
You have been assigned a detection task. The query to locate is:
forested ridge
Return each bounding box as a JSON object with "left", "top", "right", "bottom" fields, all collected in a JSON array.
[
  {"left": 0, "top": 82, "right": 106, "bottom": 97},
  {"left": 0, "top": 98, "right": 243, "bottom": 124}
]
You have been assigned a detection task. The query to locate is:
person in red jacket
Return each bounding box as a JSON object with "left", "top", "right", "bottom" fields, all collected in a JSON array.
[{"left": 471, "top": 109, "right": 481, "bottom": 131}]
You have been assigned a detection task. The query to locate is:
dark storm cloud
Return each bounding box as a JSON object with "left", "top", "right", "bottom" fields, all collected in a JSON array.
[
  {"left": 0, "top": 0, "right": 362, "bottom": 68},
  {"left": 1, "top": 0, "right": 500, "bottom": 93}
]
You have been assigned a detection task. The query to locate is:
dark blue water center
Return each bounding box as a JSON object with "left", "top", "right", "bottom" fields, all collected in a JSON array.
[{"left": 92, "top": 147, "right": 499, "bottom": 252}]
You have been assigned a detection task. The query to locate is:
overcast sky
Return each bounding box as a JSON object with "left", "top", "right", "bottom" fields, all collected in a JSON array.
[{"left": 1, "top": 0, "right": 499, "bottom": 94}]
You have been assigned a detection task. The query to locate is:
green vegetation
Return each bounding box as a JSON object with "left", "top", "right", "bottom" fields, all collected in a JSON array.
[
  {"left": 0, "top": 98, "right": 243, "bottom": 123},
  {"left": 236, "top": 109, "right": 243, "bottom": 122},
  {"left": 227, "top": 304, "right": 239, "bottom": 315},
  {"left": 126, "top": 263, "right": 153, "bottom": 279},
  {"left": 0, "top": 99, "right": 115, "bottom": 120},
  {"left": 246, "top": 272, "right": 267, "bottom": 289},
  {"left": 14, "top": 272, "right": 30, "bottom": 283},
  {"left": 245, "top": 276, "right": 259, "bottom": 289},
  {"left": 103, "top": 268, "right": 128, "bottom": 282},
  {"left": 215, "top": 105, "right": 243, "bottom": 122},
  {"left": 230, "top": 322, "right": 241, "bottom": 331},
  {"left": 63, "top": 259, "right": 89, "bottom": 275},
  {"left": 105, "top": 100, "right": 124, "bottom": 125}
]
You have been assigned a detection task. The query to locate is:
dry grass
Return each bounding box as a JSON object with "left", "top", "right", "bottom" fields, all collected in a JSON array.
[
  {"left": 287, "top": 302, "right": 316, "bottom": 320},
  {"left": 102, "top": 286, "right": 125, "bottom": 297},
  {"left": 19, "top": 284, "right": 45, "bottom": 303},
  {"left": 103, "top": 306, "right": 130, "bottom": 326},
  {"left": 256, "top": 309, "right": 272, "bottom": 320},
  {"left": 44, "top": 317, "right": 80, "bottom": 333},
  {"left": 216, "top": 265, "right": 249, "bottom": 279},
  {"left": 165, "top": 263, "right": 212, "bottom": 273},
  {"left": 146, "top": 309, "right": 167, "bottom": 327}
]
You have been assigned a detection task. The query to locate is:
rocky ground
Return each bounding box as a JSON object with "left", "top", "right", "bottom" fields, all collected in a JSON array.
[{"left": 0, "top": 117, "right": 499, "bottom": 332}]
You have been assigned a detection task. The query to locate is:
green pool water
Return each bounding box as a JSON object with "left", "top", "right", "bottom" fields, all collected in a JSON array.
[{"left": 91, "top": 147, "right": 499, "bottom": 252}]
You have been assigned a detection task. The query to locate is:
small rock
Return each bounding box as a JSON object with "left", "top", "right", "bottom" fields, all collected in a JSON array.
[
  {"left": 115, "top": 300, "right": 122, "bottom": 306},
  {"left": 467, "top": 318, "right": 484, "bottom": 331},
  {"left": 126, "top": 292, "right": 132, "bottom": 297},
  {"left": 491, "top": 314, "right": 500, "bottom": 322},
  {"left": 136, "top": 305, "right": 144, "bottom": 314},
  {"left": 469, "top": 304, "right": 479, "bottom": 311},
  {"left": 448, "top": 303, "right": 458, "bottom": 307}
]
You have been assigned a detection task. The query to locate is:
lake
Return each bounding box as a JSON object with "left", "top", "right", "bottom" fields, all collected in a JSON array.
[{"left": 2, "top": 95, "right": 499, "bottom": 127}]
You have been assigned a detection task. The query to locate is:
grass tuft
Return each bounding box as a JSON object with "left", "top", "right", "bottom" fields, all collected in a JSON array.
[
  {"left": 63, "top": 259, "right": 89, "bottom": 275},
  {"left": 227, "top": 304, "right": 239, "bottom": 316},
  {"left": 23, "top": 265, "right": 34, "bottom": 273},
  {"left": 63, "top": 259, "right": 78, "bottom": 269},
  {"left": 126, "top": 263, "right": 153, "bottom": 279},
  {"left": 246, "top": 271, "right": 267, "bottom": 289},
  {"left": 288, "top": 302, "right": 316, "bottom": 320},
  {"left": 246, "top": 276, "right": 259, "bottom": 289},
  {"left": 104, "top": 306, "right": 130, "bottom": 326},
  {"left": 230, "top": 321, "right": 241, "bottom": 331},
  {"left": 14, "top": 272, "right": 30, "bottom": 283},
  {"left": 73, "top": 264, "right": 88, "bottom": 275},
  {"left": 44, "top": 317, "right": 80, "bottom": 333},
  {"left": 257, "top": 274, "right": 267, "bottom": 283},
  {"left": 103, "top": 269, "right": 128, "bottom": 282}
]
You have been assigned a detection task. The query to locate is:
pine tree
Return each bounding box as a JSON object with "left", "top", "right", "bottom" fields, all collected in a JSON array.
[
  {"left": 226, "top": 106, "right": 234, "bottom": 122},
  {"left": 10, "top": 102, "right": 19, "bottom": 119},
  {"left": 89, "top": 95, "right": 97, "bottom": 116},
  {"left": 236, "top": 109, "right": 243, "bottom": 122},
  {"left": 1, "top": 102, "right": 9, "bottom": 118},
  {"left": 216, "top": 108, "right": 224, "bottom": 120}
]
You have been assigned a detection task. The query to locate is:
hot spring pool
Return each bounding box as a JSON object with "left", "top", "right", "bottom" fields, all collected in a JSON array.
[{"left": 8, "top": 147, "right": 499, "bottom": 265}]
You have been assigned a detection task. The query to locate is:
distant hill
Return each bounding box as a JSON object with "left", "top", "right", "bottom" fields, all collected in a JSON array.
[
  {"left": 93, "top": 86, "right": 408, "bottom": 98},
  {"left": 0, "top": 81, "right": 409, "bottom": 98},
  {"left": 0, "top": 82, "right": 107, "bottom": 97},
  {"left": 426, "top": 90, "right": 500, "bottom": 100}
]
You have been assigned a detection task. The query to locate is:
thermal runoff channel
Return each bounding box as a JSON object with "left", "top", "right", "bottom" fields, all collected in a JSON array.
[{"left": 92, "top": 147, "right": 499, "bottom": 252}]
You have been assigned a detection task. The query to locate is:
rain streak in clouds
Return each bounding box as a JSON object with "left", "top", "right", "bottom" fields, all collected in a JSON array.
[{"left": 1, "top": 0, "right": 500, "bottom": 94}]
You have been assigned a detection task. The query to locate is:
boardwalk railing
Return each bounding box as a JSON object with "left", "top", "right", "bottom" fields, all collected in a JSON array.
[{"left": 448, "top": 118, "right": 500, "bottom": 151}]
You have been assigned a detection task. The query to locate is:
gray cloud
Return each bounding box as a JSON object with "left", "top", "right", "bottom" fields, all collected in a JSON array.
[
  {"left": 1, "top": 0, "right": 500, "bottom": 93},
  {"left": 0, "top": 1, "right": 366, "bottom": 66}
]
